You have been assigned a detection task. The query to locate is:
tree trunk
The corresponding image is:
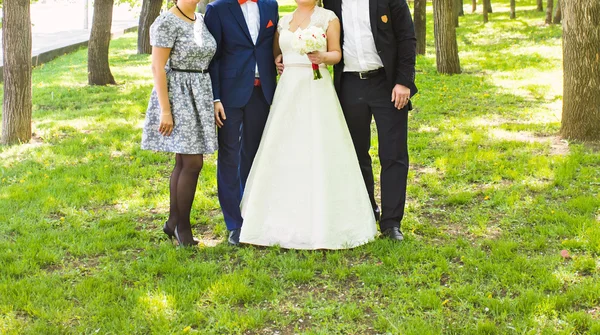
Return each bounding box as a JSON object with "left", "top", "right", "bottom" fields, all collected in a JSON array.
[
  {"left": 454, "top": 0, "right": 460, "bottom": 27},
  {"left": 414, "top": 0, "right": 427, "bottom": 55},
  {"left": 484, "top": 0, "right": 492, "bottom": 13},
  {"left": 137, "top": 0, "right": 162, "bottom": 54},
  {"left": 510, "top": 0, "right": 516, "bottom": 19},
  {"left": 1, "top": 0, "right": 32, "bottom": 145},
  {"left": 458, "top": 0, "right": 464, "bottom": 16},
  {"left": 433, "top": 0, "right": 461, "bottom": 74},
  {"left": 472, "top": 0, "right": 476, "bottom": 13},
  {"left": 537, "top": 0, "right": 543, "bottom": 11},
  {"left": 545, "top": 0, "right": 553, "bottom": 24},
  {"left": 483, "top": 0, "right": 489, "bottom": 23},
  {"left": 553, "top": 0, "right": 562, "bottom": 24},
  {"left": 560, "top": 0, "right": 600, "bottom": 141},
  {"left": 88, "top": 0, "right": 116, "bottom": 85}
]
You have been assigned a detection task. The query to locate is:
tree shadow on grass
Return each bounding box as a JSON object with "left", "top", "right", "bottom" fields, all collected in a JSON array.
[{"left": 0, "top": 120, "right": 221, "bottom": 252}]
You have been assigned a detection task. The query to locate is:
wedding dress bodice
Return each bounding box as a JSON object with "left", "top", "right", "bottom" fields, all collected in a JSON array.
[{"left": 277, "top": 7, "right": 338, "bottom": 66}]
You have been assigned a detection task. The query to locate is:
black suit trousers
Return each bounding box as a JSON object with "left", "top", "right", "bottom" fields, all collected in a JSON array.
[{"left": 340, "top": 71, "right": 409, "bottom": 231}]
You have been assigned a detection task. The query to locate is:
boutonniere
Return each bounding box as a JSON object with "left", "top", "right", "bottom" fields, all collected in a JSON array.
[{"left": 381, "top": 15, "right": 388, "bottom": 23}]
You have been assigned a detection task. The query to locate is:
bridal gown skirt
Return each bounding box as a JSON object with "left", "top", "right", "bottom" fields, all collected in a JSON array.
[{"left": 239, "top": 65, "right": 377, "bottom": 250}]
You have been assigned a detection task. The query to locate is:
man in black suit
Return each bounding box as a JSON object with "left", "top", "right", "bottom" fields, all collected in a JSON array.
[{"left": 324, "top": 0, "right": 417, "bottom": 241}]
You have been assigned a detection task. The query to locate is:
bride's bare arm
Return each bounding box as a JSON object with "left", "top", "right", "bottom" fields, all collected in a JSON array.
[
  {"left": 274, "top": 31, "right": 284, "bottom": 74},
  {"left": 307, "top": 19, "right": 342, "bottom": 65},
  {"left": 273, "top": 31, "right": 282, "bottom": 58},
  {"left": 325, "top": 19, "right": 342, "bottom": 64}
]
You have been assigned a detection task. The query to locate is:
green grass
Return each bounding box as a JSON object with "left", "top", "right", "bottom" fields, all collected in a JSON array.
[{"left": 1, "top": 0, "right": 600, "bottom": 334}]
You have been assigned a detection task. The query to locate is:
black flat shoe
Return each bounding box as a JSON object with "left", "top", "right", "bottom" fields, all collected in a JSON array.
[
  {"left": 381, "top": 227, "right": 404, "bottom": 241},
  {"left": 228, "top": 229, "right": 241, "bottom": 246}
]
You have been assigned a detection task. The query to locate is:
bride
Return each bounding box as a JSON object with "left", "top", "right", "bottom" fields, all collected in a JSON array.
[{"left": 239, "top": 0, "right": 377, "bottom": 249}]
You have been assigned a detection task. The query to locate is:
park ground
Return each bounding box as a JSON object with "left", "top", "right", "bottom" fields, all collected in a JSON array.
[{"left": 1, "top": 0, "right": 599, "bottom": 334}]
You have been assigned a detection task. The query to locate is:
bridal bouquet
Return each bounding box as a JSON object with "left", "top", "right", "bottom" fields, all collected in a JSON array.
[{"left": 291, "top": 26, "right": 327, "bottom": 80}]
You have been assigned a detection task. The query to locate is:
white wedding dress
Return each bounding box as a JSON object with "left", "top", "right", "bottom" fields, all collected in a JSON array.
[{"left": 239, "top": 7, "right": 377, "bottom": 249}]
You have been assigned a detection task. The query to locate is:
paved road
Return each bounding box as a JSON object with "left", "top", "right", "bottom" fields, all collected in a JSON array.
[{"left": 0, "top": 0, "right": 140, "bottom": 66}]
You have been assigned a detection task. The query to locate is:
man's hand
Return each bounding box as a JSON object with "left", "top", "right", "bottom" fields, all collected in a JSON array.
[
  {"left": 391, "top": 84, "right": 411, "bottom": 110},
  {"left": 159, "top": 111, "right": 174, "bottom": 136},
  {"left": 214, "top": 101, "right": 226, "bottom": 128},
  {"left": 275, "top": 54, "right": 284, "bottom": 75}
]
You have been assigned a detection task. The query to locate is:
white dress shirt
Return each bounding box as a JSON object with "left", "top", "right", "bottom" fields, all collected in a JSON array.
[
  {"left": 240, "top": 1, "right": 260, "bottom": 76},
  {"left": 341, "top": 0, "right": 384, "bottom": 72}
]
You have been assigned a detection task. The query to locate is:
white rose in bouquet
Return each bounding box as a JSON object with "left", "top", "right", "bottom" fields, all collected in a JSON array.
[{"left": 291, "top": 26, "right": 327, "bottom": 80}]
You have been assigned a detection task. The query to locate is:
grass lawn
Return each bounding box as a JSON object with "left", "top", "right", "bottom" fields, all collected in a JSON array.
[{"left": 1, "top": 0, "right": 599, "bottom": 334}]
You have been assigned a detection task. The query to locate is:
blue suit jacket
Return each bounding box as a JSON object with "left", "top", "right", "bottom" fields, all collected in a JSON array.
[{"left": 204, "top": 0, "right": 279, "bottom": 108}]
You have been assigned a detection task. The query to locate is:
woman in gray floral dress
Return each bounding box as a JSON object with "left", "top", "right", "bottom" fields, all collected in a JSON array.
[{"left": 141, "top": 0, "right": 216, "bottom": 246}]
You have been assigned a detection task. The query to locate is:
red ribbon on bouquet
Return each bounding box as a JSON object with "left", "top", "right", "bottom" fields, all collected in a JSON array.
[{"left": 311, "top": 63, "right": 322, "bottom": 80}]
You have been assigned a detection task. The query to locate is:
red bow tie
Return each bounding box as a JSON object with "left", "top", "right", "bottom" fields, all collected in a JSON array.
[{"left": 238, "top": 0, "right": 257, "bottom": 3}]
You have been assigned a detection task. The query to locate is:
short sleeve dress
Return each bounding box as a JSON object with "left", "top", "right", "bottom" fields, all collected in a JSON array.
[{"left": 141, "top": 11, "right": 218, "bottom": 155}]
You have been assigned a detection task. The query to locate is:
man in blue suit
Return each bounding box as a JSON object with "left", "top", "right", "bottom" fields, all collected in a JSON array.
[{"left": 204, "top": 0, "right": 279, "bottom": 245}]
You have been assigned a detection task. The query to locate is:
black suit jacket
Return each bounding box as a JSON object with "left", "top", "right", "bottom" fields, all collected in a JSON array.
[{"left": 324, "top": 0, "right": 418, "bottom": 98}]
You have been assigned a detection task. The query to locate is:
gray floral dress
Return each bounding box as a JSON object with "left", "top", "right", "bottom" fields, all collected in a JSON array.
[{"left": 141, "top": 12, "right": 217, "bottom": 154}]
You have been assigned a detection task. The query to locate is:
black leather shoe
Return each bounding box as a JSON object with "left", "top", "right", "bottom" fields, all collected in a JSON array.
[
  {"left": 374, "top": 208, "right": 381, "bottom": 222},
  {"left": 174, "top": 226, "right": 200, "bottom": 247},
  {"left": 165, "top": 222, "right": 201, "bottom": 244},
  {"left": 381, "top": 227, "right": 404, "bottom": 241},
  {"left": 228, "top": 229, "right": 241, "bottom": 246},
  {"left": 163, "top": 221, "right": 175, "bottom": 240}
]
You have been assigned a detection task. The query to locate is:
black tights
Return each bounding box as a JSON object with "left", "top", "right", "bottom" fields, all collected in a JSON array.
[{"left": 166, "top": 153, "right": 203, "bottom": 244}]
